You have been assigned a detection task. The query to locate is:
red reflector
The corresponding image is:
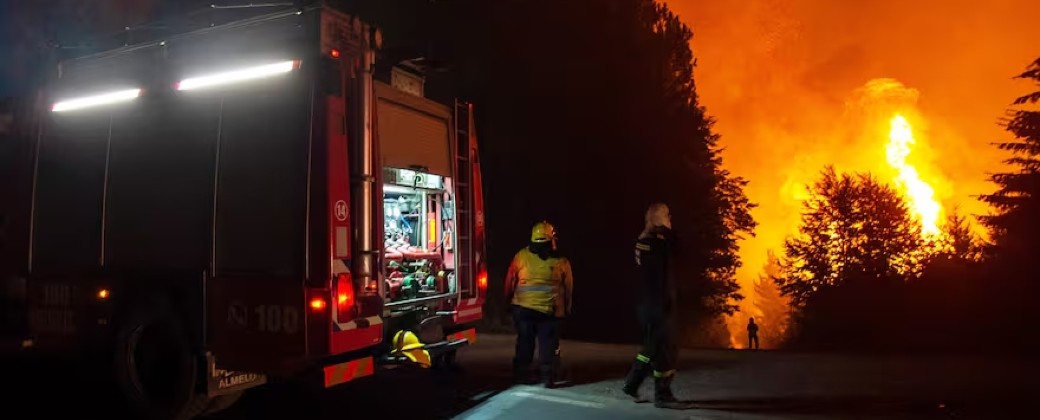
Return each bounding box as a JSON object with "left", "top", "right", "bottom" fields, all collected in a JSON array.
[
  {"left": 323, "top": 356, "right": 374, "bottom": 388},
  {"left": 330, "top": 49, "right": 341, "bottom": 58}
]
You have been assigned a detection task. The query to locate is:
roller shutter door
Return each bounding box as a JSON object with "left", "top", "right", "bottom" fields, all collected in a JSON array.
[{"left": 374, "top": 82, "right": 452, "bottom": 176}]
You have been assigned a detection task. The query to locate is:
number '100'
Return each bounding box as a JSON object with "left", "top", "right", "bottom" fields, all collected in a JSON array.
[{"left": 254, "top": 305, "right": 300, "bottom": 334}]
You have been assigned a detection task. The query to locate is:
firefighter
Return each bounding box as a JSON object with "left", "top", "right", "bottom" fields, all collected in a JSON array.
[
  {"left": 747, "top": 317, "right": 760, "bottom": 350},
  {"left": 505, "top": 221, "right": 574, "bottom": 387},
  {"left": 622, "top": 203, "right": 685, "bottom": 409}
]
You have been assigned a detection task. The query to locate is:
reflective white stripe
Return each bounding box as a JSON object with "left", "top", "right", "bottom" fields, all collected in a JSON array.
[
  {"left": 332, "top": 259, "right": 349, "bottom": 274},
  {"left": 511, "top": 391, "right": 605, "bottom": 409},
  {"left": 517, "top": 285, "right": 553, "bottom": 292},
  {"left": 335, "top": 227, "right": 349, "bottom": 258},
  {"left": 458, "top": 307, "right": 482, "bottom": 317}
]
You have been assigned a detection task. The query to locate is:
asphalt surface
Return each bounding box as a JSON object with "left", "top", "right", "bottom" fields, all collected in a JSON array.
[{"left": 8, "top": 334, "right": 1036, "bottom": 419}]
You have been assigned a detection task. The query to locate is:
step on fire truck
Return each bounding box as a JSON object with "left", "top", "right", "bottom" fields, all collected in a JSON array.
[{"left": 0, "top": 2, "right": 487, "bottom": 418}]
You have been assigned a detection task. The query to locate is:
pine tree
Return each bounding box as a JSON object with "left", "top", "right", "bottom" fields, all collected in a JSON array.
[
  {"left": 933, "top": 208, "right": 983, "bottom": 263},
  {"left": 978, "top": 57, "right": 1040, "bottom": 278},
  {"left": 635, "top": 1, "right": 757, "bottom": 318}
]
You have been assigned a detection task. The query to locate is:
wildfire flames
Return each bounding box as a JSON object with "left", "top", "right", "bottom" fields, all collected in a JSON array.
[
  {"left": 886, "top": 114, "right": 944, "bottom": 238},
  {"left": 665, "top": 0, "right": 1040, "bottom": 347}
]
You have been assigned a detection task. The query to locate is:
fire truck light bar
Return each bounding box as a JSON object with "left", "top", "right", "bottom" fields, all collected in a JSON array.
[
  {"left": 51, "top": 89, "right": 142, "bottom": 112},
  {"left": 176, "top": 60, "right": 299, "bottom": 91}
]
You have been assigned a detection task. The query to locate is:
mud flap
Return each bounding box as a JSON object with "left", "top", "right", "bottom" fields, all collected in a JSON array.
[
  {"left": 205, "top": 352, "right": 267, "bottom": 397},
  {"left": 206, "top": 276, "right": 307, "bottom": 372}
]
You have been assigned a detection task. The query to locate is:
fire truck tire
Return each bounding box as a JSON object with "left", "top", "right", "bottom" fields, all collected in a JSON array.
[{"left": 113, "top": 300, "right": 210, "bottom": 420}]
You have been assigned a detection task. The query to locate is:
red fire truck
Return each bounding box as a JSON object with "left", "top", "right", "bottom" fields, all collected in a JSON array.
[{"left": 0, "top": 2, "right": 486, "bottom": 418}]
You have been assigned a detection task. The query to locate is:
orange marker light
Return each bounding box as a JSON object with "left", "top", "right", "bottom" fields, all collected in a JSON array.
[
  {"left": 310, "top": 297, "right": 327, "bottom": 311},
  {"left": 97, "top": 289, "right": 110, "bottom": 299},
  {"left": 477, "top": 273, "right": 488, "bottom": 289},
  {"left": 330, "top": 49, "right": 341, "bottom": 58},
  {"left": 427, "top": 216, "right": 437, "bottom": 249}
]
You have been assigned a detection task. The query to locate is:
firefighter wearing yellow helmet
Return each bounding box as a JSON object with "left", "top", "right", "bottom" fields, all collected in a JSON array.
[{"left": 504, "top": 220, "right": 574, "bottom": 387}]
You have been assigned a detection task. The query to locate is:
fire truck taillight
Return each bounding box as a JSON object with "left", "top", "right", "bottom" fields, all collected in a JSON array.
[
  {"left": 335, "top": 272, "right": 356, "bottom": 320},
  {"left": 477, "top": 270, "right": 488, "bottom": 292}
]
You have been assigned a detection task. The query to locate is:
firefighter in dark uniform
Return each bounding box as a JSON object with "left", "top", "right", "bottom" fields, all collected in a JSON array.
[
  {"left": 505, "top": 221, "right": 574, "bottom": 387},
  {"left": 622, "top": 203, "right": 684, "bottom": 408}
]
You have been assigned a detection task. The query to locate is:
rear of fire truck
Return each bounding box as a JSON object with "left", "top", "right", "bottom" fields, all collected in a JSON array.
[{"left": 0, "top": 2, "right": 486, "bottom": 419}]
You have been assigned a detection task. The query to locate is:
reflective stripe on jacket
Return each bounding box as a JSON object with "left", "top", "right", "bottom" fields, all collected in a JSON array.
[{"left": 505, "top": 248, "right": 573, "bottom": 317}]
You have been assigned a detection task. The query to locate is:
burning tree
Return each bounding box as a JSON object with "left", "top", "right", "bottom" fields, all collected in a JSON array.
[
  {"left": 778, "top": 167, "right": 924, "bottom": 305},
  {"left": 777, "top": 167, "right": 929, "bottom": 348},
  {"left": 753, "top": 251, "right": 790, "bottom": 347}
]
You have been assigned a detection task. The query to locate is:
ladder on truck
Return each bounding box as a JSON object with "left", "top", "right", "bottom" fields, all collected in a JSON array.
[{"left": 453, "top": 100, "right": 473, "bottom": 296}]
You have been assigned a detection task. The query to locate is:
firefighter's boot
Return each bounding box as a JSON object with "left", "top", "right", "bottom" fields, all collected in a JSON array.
[
  {"left": 512, "top": 362, "right": 532, "bottom": 384},
  {"left": 540, "top": 361, "right": 558, "bottom": 388},
  {"left": 621, "top": 359, "right": 651, "bottom": 401},
  {"left": 653, "top": 374, "right": 685, "bottom": 409}
]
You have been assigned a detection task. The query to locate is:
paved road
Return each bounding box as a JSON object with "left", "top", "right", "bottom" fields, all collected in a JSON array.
[
  {"left": 9, "top": 334, "right": 1035, "bottom": 419},
  {"left": 211, "top": 334, "right": 1033, "bottom": 420}
]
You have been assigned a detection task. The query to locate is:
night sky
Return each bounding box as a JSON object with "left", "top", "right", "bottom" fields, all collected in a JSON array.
[
  {"left": 0, "top": 0, "right": 17, "bottom": 95},
  {"left": 0, "top": 0, "right": 219, "bottom": 96}
]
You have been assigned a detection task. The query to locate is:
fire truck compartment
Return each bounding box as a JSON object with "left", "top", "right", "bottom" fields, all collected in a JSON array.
[{"left": 383, "top": 168, "right": 457, "bottom": 304}]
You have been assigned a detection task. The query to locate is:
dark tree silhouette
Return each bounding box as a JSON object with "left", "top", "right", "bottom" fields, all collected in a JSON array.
[
  {"left": 972, "top": 57, "right": 1040, "bottom": 350},
  {"left": 639, "top": 1, "right": 757, "bottom": 321},
  {"left": 930, "top": 209, "right": 983, "bottom": 263},
  {"left": 978, "top": 57, "right": 1040, "bottom": 280}
]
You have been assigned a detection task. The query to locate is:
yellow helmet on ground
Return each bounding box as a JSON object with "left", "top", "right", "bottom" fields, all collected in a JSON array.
[
  {"left": 392, "top": 330, "right": 431, "bottom": 368},
  {"left": 531, "top": 221, "right": 557, "bottom": 243}
]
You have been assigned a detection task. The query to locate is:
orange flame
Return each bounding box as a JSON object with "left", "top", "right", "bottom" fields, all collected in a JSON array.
[{"left": 885, "top": 114, "right": 943, "bottom": 238}]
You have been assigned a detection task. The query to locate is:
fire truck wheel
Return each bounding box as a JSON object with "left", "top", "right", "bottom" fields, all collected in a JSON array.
[{"left": 113, "top": 301, "right": 210, "bottom": 420}]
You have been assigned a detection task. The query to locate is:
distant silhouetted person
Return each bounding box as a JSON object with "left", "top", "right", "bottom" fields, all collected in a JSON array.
[{"left": 747, "top": 318, "right": 760, "bottom": 350}]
